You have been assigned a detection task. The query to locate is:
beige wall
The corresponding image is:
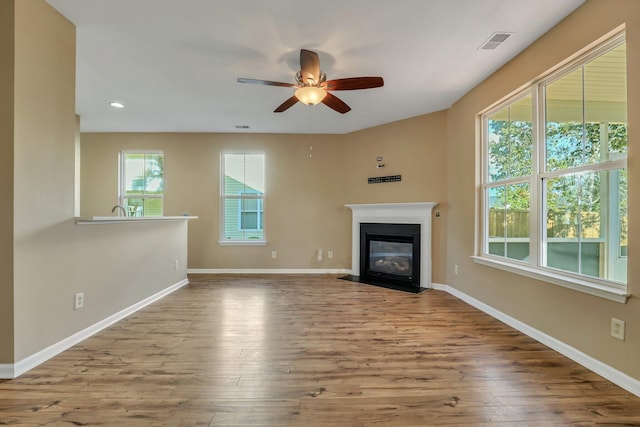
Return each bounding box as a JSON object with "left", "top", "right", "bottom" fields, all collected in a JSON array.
[
  {"left": 81, "top": 112, "right": 448, "bottom": 280},
  {"left": 445, "top": 0, "right": 640, "bottom": 379},
  {"left": 81, "top": 133, "right": 350, "bottom": 270},
  {"left": 7, "top": 0, "right": 191, "bottom": 365},
  {"left": 343, "top": 112, "right": 448, "bottom": 282},
  {"left": 0, "top": 0, "right": 15, "bottom": 364},
  {"left": 13, "top": 0, "right": 76, "bottom": 360}
]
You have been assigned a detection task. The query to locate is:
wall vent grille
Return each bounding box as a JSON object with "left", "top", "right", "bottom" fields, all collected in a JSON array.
[{"left": 480, "top": 32, "right": 512, "bottom": 50}]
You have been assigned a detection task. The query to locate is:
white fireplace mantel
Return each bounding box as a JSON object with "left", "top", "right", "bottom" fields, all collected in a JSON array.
[{"left": 345, "top": 202, "right": 438, "bottom": 289}]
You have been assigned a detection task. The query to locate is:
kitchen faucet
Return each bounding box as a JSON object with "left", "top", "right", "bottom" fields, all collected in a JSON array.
[{"left": 111, "top": 205, "right": 126, "bottom": 217}]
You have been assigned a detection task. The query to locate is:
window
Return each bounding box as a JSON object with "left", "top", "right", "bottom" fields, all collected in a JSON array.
[
  {"left": 478, "top": 33, "right": 628, "bottom": 302},
  {"left": 119, "top": 151, "right": 164, "bottom": 216},
  {"left": 486, "top": 93, "right": 533, "bottom": 262},
  {"left": 221, "top": 152, "right": 265, "bottom": 243}
]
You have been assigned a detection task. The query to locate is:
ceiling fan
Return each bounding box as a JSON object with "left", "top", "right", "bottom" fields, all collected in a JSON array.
[{"left": 237, "top": 49, "right": 384, "bottom": 114}]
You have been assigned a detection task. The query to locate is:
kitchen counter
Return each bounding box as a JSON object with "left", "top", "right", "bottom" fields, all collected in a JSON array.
[{"left": 75, "top": 216, "right": 198, "bottom": 225}]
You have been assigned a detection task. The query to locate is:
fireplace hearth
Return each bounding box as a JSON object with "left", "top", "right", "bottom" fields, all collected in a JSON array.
[{"left": 342, "top": 202, "right": 437, "bottom": 293}]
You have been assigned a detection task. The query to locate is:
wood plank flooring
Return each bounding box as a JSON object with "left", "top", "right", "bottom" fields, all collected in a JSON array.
[{"left": 1, "top": 274, "right": 640, "bottom": 426}]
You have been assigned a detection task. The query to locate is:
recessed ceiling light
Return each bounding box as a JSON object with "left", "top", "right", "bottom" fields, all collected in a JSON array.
[{"left": 109, "top": 101, "right": 125, "bottom": 108}]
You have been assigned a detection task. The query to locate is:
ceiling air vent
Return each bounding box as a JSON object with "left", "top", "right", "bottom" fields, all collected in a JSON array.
[{"left": 479, "top": 32, "right": 512, "bottom": 50}]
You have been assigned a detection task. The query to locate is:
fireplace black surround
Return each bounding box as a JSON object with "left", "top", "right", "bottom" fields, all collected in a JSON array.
[{"left": 341, "top": 222, "right": 424, "bottom": 293}]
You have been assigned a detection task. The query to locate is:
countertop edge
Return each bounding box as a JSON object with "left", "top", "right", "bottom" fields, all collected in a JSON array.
[{"left": 75, "top": 216, "right": 198, "bottom": 225}]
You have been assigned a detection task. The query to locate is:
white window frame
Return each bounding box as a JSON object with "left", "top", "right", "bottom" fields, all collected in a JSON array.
[
  {"left": 219, "top": 151, "right": 266, "bottom": 245},
  {"left": 118, "top": 150, "right": 164, "bottom": 217},
  {"left": 474, "top": 32, "right": 629, "bottom": 303},
  {"left": 238, "top": 193, "right": 263, "bottom": 231}
]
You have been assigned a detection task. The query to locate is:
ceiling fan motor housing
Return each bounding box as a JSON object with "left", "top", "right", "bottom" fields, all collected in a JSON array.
[{"left": 296, "top": 71, "right": 326, "bottom": 87}]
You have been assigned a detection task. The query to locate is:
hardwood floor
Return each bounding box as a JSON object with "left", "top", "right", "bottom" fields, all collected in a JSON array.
[{"left": 1, "top": 274, "right": 640, "bottom": 426}]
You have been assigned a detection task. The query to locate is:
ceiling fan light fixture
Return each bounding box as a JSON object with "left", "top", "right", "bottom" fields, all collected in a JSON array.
[
  {"left": 295, "top": 86, "right": 326, "bottom": 105},
  {"left": 238, "top": 49, "right": 383, "bottom": 113}
]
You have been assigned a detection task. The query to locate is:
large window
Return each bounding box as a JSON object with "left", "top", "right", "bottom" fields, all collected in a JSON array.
[
  {"left": 221, "top": 152, "right": 265, "bottom": 242},
  {"left": 120, "top": 151, "right": 164, "bottom": 216},
  {"left": 479, "top": 33, "right": 628, "bottom": 301}
]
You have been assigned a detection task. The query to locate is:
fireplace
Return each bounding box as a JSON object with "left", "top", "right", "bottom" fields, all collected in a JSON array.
[
  {"left": 361, "top": 223, "right": 421, "bottom": 289},
  {"left": 343, "top": 202, "right": 437, "bottom": 293}
]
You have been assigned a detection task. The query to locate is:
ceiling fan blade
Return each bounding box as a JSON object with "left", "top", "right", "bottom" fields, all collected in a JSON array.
[
  {"left": 322, "top": 92, "right": 351, "bottom": 114},
  {"left": 237, "top": 78, "right": 297, "bottom": 88},
  {"left": 274, "top": 96, "right": 299, "bottom": 113},
  {"left": 323, "top": 77, "right": 384, "bottom": 91},
  {"left": 300, "top": 49, "right": 320, "bottom": 85}
]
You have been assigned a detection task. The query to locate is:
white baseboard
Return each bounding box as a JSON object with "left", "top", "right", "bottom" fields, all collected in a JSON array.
[
  {"left": 431, "top": 282, "right": 640, "bottom": 398},
  {"left": 1, "top": 278, "right": 189, "bottom": 379},
  {"left": 188, "top": 268, "right": 351, "bottom": 275}
]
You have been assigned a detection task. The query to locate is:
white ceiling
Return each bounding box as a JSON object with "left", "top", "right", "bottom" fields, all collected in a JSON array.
[{"left": 46, "top": 0, "right": 585, "bottom": 134}]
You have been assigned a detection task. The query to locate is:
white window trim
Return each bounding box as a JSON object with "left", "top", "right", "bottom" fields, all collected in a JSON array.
[
  {"left": 219, "top": 151, "right": 266, "bottom": 245},
  {"left": 476, "top": 31, "right": 629, "bottom": 303},
  {"left": 472, "top": 256, "right": 629, "bottom": 303},
  {"left": 217, "top": 240, "right": 267, "bottom": 246}
]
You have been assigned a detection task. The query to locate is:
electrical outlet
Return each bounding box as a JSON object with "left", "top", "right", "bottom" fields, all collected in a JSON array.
[
  {"left": 317, "top": 249, "right": 323, "bottom": 261},
  {"left": 175, "top": 260, "right": 180, "bottom": 270},
  {"left": 611, "top": 318, "right": 625, "bottom": 340},
  {"left": 454, "top": 264, "right": 459, "bottom": 275},
  {"left": 74, "top": 292, "right": 84, "bottom": 310},
  {"left": 271, "top": 251, "right": 277, "bottom": 259},
  {"left": 328, "top": 250, "right": 333, "bottom": 259}
]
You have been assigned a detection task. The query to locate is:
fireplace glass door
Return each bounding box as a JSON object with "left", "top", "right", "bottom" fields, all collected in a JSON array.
[{"left": 369, "top": 240, "right": 413, "bottom": 278}]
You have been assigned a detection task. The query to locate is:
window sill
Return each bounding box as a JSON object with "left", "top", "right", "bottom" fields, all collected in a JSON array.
[
  {"left": 218, "top": 240, "right": 267, "bottom": 246},
  {"left": 471, "top": 256, "right": 629, "bottom": 304}
]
